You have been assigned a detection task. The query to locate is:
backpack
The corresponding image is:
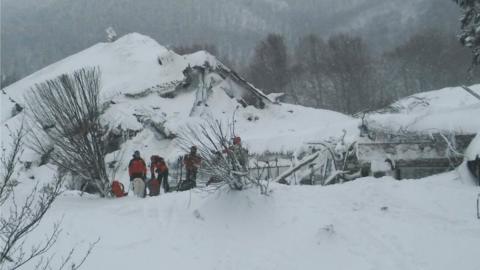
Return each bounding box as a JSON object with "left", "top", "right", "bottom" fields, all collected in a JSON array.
[
  {"left": 148, "top": 178, "right": 160, "bottom": 196},
  {"left": 111, "top": 180, "right": 126, "bottom": 198},
  {"left": 177, "top": 180, "right": 196, "bottom": 191},
  {"left": 133, "top": 178, "right": 146, "bottom": 198}
]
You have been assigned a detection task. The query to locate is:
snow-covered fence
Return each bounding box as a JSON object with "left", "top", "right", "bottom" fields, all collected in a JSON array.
[
  {"left": 248, "top": 158, "right": 292, "bottom": 181},
  {"left": 357, "top": 132, "right": 476, "bottom": 179},
  {"left": 248, "top": 147, "right": 343, "bottom": 186}
]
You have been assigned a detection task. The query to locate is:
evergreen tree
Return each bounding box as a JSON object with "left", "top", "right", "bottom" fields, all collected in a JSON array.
[{"left": 452, "top": 0, "right": 480, "bottom": 65}]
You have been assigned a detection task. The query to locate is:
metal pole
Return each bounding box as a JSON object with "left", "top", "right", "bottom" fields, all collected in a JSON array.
[
  {"left": 461, "top": 85, "right": 480, "bottom": 101},
  {"left": 477, "top": 193, "right": 480, "bottom": 220}
]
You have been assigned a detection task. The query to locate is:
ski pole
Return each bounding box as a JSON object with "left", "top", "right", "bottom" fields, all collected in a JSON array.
[
  {"left": 477, "top": 193, "right": 480, "bottom": 220},
  {"left": 178, "top": 157, "right": 183, "bottom": 191}
]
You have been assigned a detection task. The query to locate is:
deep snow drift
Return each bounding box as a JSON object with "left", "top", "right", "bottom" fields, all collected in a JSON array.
[
  {"left": 367, "top": 85, "right": 480, "bottom": 134},
  {"left": 28, "top": 171, "right": 480, "bottom": 270}
]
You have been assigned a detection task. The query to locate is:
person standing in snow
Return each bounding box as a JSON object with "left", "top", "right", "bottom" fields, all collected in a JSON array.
[
  {"left": 128, "top": 150, "right": 147, "bottom": 197},
  {"left": 128, "top": 150, "right": 147, "bottom": 181},
  {"left": 183, "top": 146, "right": 201, "bottom": 185},
  {"left": 150, "top": 155, "right": 169, "bottom": 193},
  {"left": 224, "top": 136, "right": 248, "bottom": 170}
]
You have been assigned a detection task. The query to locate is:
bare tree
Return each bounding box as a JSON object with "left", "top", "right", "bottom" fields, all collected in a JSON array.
[
  {"left": 285, "top": 34, "right": 337, "bottom": 109},
  {"left": 177, "top": 119, "right": 269, "bottom": 194},
  {"left": 0, "top": 124, "right": 97, "bottom": 270},
  {"left": 383, "top": 29, "right": 477, "bottom": 96},
  {"left": 325, "top": 34, "right": 376, "bottom": 114},
  {"left": 248, "top": 33, "right": 289, "bottom": 94},
  {"left": 25, "top": 67, "right": 110, "bottom": 197}
]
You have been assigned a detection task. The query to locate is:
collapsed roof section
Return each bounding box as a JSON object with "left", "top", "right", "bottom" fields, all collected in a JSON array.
[{"left": 176, "top": 60, "right": 275, "bottom": 110}]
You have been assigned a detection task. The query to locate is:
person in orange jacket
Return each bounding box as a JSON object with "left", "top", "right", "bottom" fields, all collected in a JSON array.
[
  {"left": 150, "top": 155, "right": 169, "bottom": 192},
  {"left": 128, "top": 150, "right": 147, "bottom": 181}
]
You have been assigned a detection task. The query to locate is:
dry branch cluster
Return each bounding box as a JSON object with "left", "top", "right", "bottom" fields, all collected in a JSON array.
[
  {"left": 26, "top": 67, "right": 110, "bottom": 197},
  {"left": 0, "top": 125, "right": 96, "bottom": 270},
  {"left": 177, "top": 120, "right": 270, "bottom": 194}
]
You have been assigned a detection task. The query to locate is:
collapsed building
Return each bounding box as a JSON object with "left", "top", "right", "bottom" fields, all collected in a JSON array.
[
  {"left": 291, "top": 128, "right": 478, "bottom": 186},
  {"left": 355, "top": 129, "right": 476, "bottom": 179}
]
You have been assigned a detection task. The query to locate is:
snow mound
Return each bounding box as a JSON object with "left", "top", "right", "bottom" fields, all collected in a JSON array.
[{"left": 369, "top": 85, "right": 480, "bottom": 134}]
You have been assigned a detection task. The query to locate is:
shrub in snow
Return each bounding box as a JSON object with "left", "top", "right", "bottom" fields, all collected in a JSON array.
[
  {"left": 26, "top": 67, "right": 111, "bottom": 197},
  {"left": 0, "top": 124, "right": 96, "bottom": 269},
  {"left": 177, "top": 119, "right": 270, "bottom": 194}
]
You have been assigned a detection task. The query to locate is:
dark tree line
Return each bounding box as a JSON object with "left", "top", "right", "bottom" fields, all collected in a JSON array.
[
  {"left": 2, "top": 0, "right": 460, "bottom": 86},
  {"left": 245, "top": 30, "right": 479, "bottom": 114},
  {"left": 173, "top": 44, "right": 218, "bottom": 56},
  {"left": 1, "top": 72, "right": 20, "bottom": 89}
]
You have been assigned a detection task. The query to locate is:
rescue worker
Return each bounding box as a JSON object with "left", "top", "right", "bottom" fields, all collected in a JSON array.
[
  {"left": 183, "top": 146, "right": 201, "bottom": 186},
  {"left": 150, "top": 155, "right": 169, "bottom": 193},
  {"left": 206, "top": 150, "right": 223, "bottom": 186},
  {"left": 225, "top": 136, "right": 248, "bottom": 170},
  {"left": 128, "top": 150, "right": 147, "bottom": 181}
]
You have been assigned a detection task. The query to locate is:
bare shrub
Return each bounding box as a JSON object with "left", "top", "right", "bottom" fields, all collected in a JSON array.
[
  {"left": 0, "top": 124, "right": 97, "bottom": 270},
  {"left": 25, "top": 67, "right": 110, "bottom": 197},
  {"left": 177, "top": 119, "right": 269, "bottom": 194}
]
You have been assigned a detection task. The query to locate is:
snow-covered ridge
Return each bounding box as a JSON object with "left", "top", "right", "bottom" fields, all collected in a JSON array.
[
  {"left": 367, "top": 85, "right": 480, "bottom": 134},
  {"left": 1, "top": 33, "right": 356, "bottom": 178}
]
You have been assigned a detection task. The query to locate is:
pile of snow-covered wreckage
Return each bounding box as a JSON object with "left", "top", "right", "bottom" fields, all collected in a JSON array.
[
  {"left": 266, "top": 86, "right": 480, "bottom": 186},
  {"left": 353, "top": 128, "right": 476, "bottom": 180},
  {"left": 263, "top": 126, "right": 479, "bottom": 186}
]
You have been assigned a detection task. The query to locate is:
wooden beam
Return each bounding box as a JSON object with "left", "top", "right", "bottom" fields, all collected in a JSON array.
[
  {"left": 461, "top": 85, "right": 480, "bottom": 101},
  {"left": 274, "top": 152, "right": 320, "bottom": 183}
]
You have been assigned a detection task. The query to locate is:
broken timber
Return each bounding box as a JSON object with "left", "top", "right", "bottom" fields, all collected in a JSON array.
[
  {"left": 461, "top": 85, "right": 480, "bottom": 101},
  {"left": 274, "top": 152, "right": 320, "bottom": 183}
]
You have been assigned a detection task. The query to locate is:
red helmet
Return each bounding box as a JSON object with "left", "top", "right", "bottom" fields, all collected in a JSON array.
[{"left": 233, "top": 136, "right": 241, "bottom": 145}]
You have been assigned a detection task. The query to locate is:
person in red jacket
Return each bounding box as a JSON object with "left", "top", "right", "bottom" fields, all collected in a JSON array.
[
  {"left": 128, "top": 150, "right": 147, "bottom": 181},
  {"left": 150, "top": 155, "right": 169, "bottom": 192},
  {"left": 183, "top": 146, "right": 201, "bottom": 185}
]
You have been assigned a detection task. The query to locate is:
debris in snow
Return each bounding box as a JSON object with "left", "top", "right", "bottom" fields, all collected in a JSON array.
[
  {"left": 105, "top": 26, "right": 117, "bottom": 42},
  {"left": 317, "top": 224, "right": 336, "bottom": 244},
  {"left": 193, "top": 209, "right": 205, "bottom": 221}
]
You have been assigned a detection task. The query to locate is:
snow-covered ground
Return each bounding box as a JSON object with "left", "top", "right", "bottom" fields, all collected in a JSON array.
[{"left": 26, "top": 170, "right": 480, "bottom": 270}]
